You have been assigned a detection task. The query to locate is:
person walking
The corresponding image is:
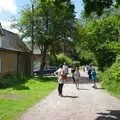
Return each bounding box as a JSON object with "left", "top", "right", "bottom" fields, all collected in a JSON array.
[
  {"left": 54, "top": 64, "right": 65, "bottom": 97},
  {"left": 88, "top": 65, "right": 92, "bottom": 82},
  {"left": 74, "top": 67, "right": 80, "bottom": 89},
  {"left": 91, "top": 68, "right": 97, "bottom": 88},
  {"left": 71, "top": 65, "right": 76, "bottom": 83}
]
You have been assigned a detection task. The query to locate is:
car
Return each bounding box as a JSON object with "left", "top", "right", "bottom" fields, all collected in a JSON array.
[
  {"left": 47, "top": 66, "right": 57, "bottom": 74},
  {"left": 33, "top": 66, "right": 41, "bottom": 75},
  {"left": 33, "top": 66, "right": 57, "bottom": 75}
]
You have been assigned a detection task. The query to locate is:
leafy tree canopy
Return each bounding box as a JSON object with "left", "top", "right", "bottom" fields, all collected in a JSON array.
[
  {"left": 83, "top": 0, "right": 114, "bottom": 16},
  {"left": 13, "top": 0, "right": 76, "bottom": 69}
]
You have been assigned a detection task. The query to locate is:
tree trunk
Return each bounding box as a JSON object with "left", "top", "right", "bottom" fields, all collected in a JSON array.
[
  {"left": 40, "top": 5, "right": 49, "bottom": 71},
  {"left": 40, "top": 44, "right": 48, "bottom": 70}
]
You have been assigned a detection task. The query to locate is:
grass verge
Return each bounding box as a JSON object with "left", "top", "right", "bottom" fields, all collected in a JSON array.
[{"left": 0, "top": 76, "right": 57, "bottom": 120}]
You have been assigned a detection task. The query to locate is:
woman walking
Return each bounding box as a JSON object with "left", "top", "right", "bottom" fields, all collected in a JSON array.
[
  {"left": 55, "top": 64, "right": 66, "bottom": 96},
  {"left": 74, "top": 67, "right": 80, "bottom": 89},
  {"left": 71, "top": 65, "right": 76, "bottom": 83}
]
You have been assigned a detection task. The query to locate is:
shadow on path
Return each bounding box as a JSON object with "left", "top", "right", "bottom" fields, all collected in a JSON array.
[
  {"left": 77, "top": 88, "right": 89, "bottom": 90},
  {"left": 62, "top": 95, "right": 79, "bottom": 98},
  {"left": 96, "top": 110, "right": 120, "bottom": 120},
  {"left": 93, "top": 87, "right": 104, "bottom": 90}
]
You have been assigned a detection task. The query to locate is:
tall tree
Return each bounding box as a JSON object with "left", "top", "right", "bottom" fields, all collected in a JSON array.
[
  {"left": 76, "top": 16, "right": 120, "bottom": 70},
  {"left": 83, "top": 0, "right": 113, "bottom": 16},
  {"left": 13, "top": 0, "right": 75, "bottom": 70},
  {"left": 115, "top": 0, "right": 120, "bottom": 8}
]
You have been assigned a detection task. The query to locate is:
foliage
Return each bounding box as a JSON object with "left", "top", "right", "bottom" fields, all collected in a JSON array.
[
  {"left": 88, "top": 16, "right": 120, "bottom": 70},
  {"left": 79, "top": 2, "right": 120, "bottom": 97},
  {"left": 72, "top": 61, "right": 80, "bottom": 67},
  {"left": 98, "top": 55, "right": 120, "bottom": 98},
  {"left": 73, "top": 22, "right": 92, "bottom": 64},
  {"left": 76, "top": 15, "right": 120, "bottom": 70},
  {"left": 13, "top": 0, "right": 75, "bottom": 69},
  {"left": 74, "top": 21, "right": 97, "bottom": 66},
  {"left": 56, "top": 54, "right": 72, "bottom": 66},
  {"left": 0, "top": 73, "right": 27, "bottom": 88},
  {"left": 115, "top": 0, "right": 120, "bottom": 8},
  {"left": 79, "top": 50, "right": 97, "bottom": 66},
  {"left": 82, "top": 0, "right": 120, "bottom": 17},
  {"left": 48, "top": 55, "right": 57, "bottom": 66}
]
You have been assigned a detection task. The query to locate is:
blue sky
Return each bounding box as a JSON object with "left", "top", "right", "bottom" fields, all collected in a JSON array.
[
  {"left": 0, "top": 0, "right": 30, "bottom": 20},
  {"left": 72, "top": 0, "right": 83, "bottom": 18},
  {"left": 0, "top": 0, "right": 83, "bottom": 32}
]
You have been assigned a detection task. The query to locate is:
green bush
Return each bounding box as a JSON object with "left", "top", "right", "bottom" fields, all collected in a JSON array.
[
  {"left": 79, "top": 50, "right": 97, "bottom": 66},
  {"left": 86, "top": 16, "right": 120, "bottom": 70},
  {"left": 48, "top": 55, "right": 57, "bottom": 66},
  {"left": 56, "top": 54, "right": 72, "bottom": 66},
  {"left": 72, "top": 61, "right": 80, "bottom": 67},
  {"left": 0, "top": 73, "right": 27, "bottom": 88},
  {"left": 98, "top": 56, "right": 120, "bottom": 97}
]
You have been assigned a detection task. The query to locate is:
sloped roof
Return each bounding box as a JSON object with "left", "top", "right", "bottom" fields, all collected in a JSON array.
[
  {"left": 0, "top": 29, "right": 31, "bottom": 53},
  {"left": 24, "top": 41, "right": 41, "bottom": 55}
]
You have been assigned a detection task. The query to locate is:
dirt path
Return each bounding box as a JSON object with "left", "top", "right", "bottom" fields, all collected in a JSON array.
[{"left": 18, "top": 71, "right": 120, "bottom": 120}]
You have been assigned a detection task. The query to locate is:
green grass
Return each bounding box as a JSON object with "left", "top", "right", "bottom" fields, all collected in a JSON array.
[
  {"left": 101, "top": 81, "right": 120, "bottom": 98},
  {"left": 0, "top": 76, "right": 57, "bottom": 120}
]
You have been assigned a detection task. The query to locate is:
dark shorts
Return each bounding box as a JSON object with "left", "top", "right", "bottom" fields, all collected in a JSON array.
[{"left": 92, "top": 78, "right": 96, "bottom": 82}]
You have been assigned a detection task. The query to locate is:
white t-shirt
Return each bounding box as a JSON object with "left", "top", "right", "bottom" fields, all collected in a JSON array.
[{"left": 56, "top": 68, "right": 64, "bottom": 83}]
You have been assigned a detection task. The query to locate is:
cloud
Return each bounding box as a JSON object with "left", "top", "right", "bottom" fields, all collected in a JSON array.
[
  {"left": 0, "top": 0, "right": 17, "bottom": 14},
  {"left": 1, "top": 20, "right": 31, "bottom": 41},
  {"left": 0, "top": 20, "right": 19, "bottom": 33}
]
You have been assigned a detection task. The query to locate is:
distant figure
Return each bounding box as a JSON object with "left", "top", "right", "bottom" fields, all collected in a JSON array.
[
  {"left": 83, "top": 66, "right": 85, "bottom": 72},
  {"left": 85, "top": 65, "right": 88, "bottom": 72},
  {"left": 54, "top": 64, "right": 65, "bottom": 96},
  {"left": 63, "top": 62, "right": 68, "bottom": 76},
  {"left": 86, "top": 65, "right": 89, "bottom": 71},
  {"left": 74, "top": 67, "right": 80, "bottom": 89},
  {"left": 71, "top": 65, "right": 76, "bottom": 83},
  {"left": 91, "top": 68, "right": 97, "bottom": 88},
  {"left": 88, "top": 65, "right": 92, "bottom": 82}
]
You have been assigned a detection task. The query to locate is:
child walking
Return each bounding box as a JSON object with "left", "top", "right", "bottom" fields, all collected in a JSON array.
[
  {"left": 91, "top": 68, "right": 97, "bottom": 88},
  {"left": 74, "top": 67, "right": 80, "bottom": 89}
]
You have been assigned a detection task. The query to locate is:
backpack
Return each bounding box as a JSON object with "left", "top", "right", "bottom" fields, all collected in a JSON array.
[
  {"left": 63, "top": 65, "right": 68, "bottom": 75},
  {"left": 88, "top": 69, "right": 92, "bottom": 75}
]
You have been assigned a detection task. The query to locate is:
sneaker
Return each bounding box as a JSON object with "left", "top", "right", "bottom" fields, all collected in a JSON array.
[{"left": 77, "top": 87, "right": 79, "bottom": 90}]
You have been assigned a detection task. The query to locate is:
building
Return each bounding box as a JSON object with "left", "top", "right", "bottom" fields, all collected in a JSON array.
[
  {"left": 0, "top": 24, "right": 31, "bottom": 77},
  {"left": 25, "top": 41, "right": 49, "bottom": 69}
]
